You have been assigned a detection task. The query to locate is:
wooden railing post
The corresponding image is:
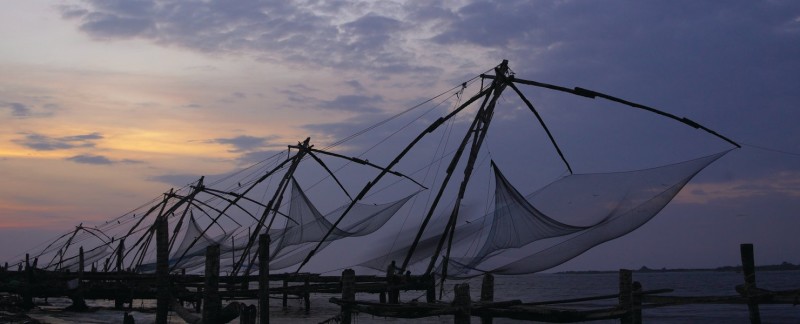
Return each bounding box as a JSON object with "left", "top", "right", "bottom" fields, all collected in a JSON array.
[
  {"left": 202, "top": 244, "right": 220, "bottom": 324},
  {"left": 282, "top": 278, "right": 288, "bottom": 309},
  {"left": 115, "top": 238, "right": 126, "bottom": 309},
  {"left": 426, "top": 274, "right": 436, "bottom": 303},
  {"left": 304, "top": 275, "right": 311, "bottom": 312},
  {"left": 480, "top": 273, "right": 494, "bottom": 324},
  {"left": 156, "top": 215, "right": 170, "bottom": 324},
  {"left": 22, "top": 253, "right": 33, "bottom": 309},
  {"left": 453, "top": 283, "right": 471, "bottom": 324},
  {"left": 741, "top": 243, "right": 762, "bottom": 324},
  {"left": 258, "top": 234, "right": 270, "bottom": 324},
  {"left": 631, "top": 281, "right": 642, "bottom": 324},
  {"left": 341, "top": 268, "right": 356, "bottom": 324},
  {"left": 619, "top": 269, "right": 632, "bottom": 324}
]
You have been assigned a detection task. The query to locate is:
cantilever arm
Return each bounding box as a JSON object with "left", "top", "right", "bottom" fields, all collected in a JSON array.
[
  {"left": 301, "top": 147, "right": 429, "bottom": 190},
  {"left": 306, "top": 150, "right": 354, "bottom": 201},
  {"left": 480, "top": 74, "right": 741, "bottom": 148},
  {"left": 508, "top": 81, "right": 573, "bottom": 174}
]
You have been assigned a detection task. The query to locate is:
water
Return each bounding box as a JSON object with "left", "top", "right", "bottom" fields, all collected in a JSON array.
[{"left": 23, "top": 270, "right": 800, "bottom": 323}]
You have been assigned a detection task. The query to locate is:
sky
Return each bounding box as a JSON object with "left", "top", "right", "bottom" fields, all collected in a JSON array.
[{"left": 1, "top": 0, "right": 799, "bottom": 271}]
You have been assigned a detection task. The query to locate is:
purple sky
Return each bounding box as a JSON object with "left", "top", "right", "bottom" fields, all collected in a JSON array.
[{"left": 1, "top": 0, "right": 799, "bottom": 271}]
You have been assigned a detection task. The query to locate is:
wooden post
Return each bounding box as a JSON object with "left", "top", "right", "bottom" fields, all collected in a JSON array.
[
  {"left": 426, "top": 274, "right": 436, "bottom": 303},
  {"left": 303, "top": 275, "right": 311, "bottom": 312},
  {"left": 258, "top": 234, "right": 269, "bottom": 324},
  {"left": 741, "top": 243, "right": 761, "bottom": 324},
  {"left": 156, "top": 216, "right": 170, "bottom": 324},
  {"left": 282, "top": 278, "right": 288, "bottom": 309},
  {"left": 195, "top": 287, "right": 202, "bottom": 313},
  {"left": 22, "top": 253, "right": 33, "bottom": 309},
  {"left": 619, "top": 269, "right": 632, "bottom": 324},
  {"left": 72, "top": 246, "right": 88, "bottom": 310},
  {"left": 631, "top": 281, "right": 642, "bottom": 324},
  {"left": 480, "top": 273, "right": 494, "bottom": 324},
  {"left": 453, "top": 283, "right": 471, "bottom": 324},
  {"left": 115, "top": 238, "right": 128, "bottom": 310},
  {"left": 340, "top": 269, "right": 355, "bottom": 324},
  {"left": 203, "top": 244, "right": 221, "bottom": 324}
]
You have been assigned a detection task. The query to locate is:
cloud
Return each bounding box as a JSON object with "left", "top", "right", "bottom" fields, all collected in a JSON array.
[
  {"left": 65, "top": 154, "right": 144, "bottom": 165},
  {"left": 3, "top": 102, "right": 32, "bottom": 117},
  {"left": 210, "top": 135, "right": 278, "bottom": 153},
  {"left": 13, "top": 132, "right": 103, "bottom": 151},
  {"left": 148, "top": 174, "right": 204, "bottom": 187},
  {"left": 320, "top": 95, "right": 383, "bottom": 113},
  {"left": 66, "top": 154, "right": 112, "bottom": 165},
  {"left": 236, "top": 149, "right": 285, "bottom": 165},
  {"left": 0, "top": 101, "right": 57, "bottom": 118},
  {"left": 58, "top": 1, "right": 440, "bottom": 76},
  {"left": 676, "top": 171, "right": 800, "bottom": 204}
]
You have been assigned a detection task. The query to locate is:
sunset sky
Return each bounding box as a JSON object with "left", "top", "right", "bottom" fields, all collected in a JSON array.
[{"left": 1, "top": 0, "right": 799, "bottom": 271}]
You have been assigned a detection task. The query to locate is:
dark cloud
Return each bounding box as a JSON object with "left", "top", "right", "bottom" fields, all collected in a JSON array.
[
  {"left": 2, "top": 102, "right": 32, "bottom": 117},
  {"left": 0, "top": 101, "right": 57, "bottom": 118},
  {"left": 65, "top": 154, "right": 144, "bottom": 165},
  {"left": 59, "top": 0, "right": 436, "bottom": 76},
  {"left": 210, "top": 135, "right": 278, "bottom": 153},
  {"left": 13, "top": 132, "right": 103, "bottom": 151},
  {"left": 320, "top": 95, "right": 383, "bottom": 113},
  {"left": 66, "top": 154, "right": 113, "bottom": 165},
  {"left": 237, "top": 149, "right": 285, "bottom": 165},
  {"left": 149, "top": 174, "right": 204, "bottom": 187}
]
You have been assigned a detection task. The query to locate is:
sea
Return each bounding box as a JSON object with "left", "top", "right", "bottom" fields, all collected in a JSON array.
[{"left": 23, "top": 270, "right": 800, "bottom": 323}]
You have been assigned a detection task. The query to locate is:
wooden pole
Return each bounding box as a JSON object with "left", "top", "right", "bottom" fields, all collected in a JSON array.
[
  {"left": 740, "top": 243, "right": 761, "bottom": 324},
  {"left": 304, "top": 275, "right": 311, "bottom": 312},
  {"left": 618, "top": 269, "right": 632, "bottom": 324},
  {"left": 282, "top": 278, "right": 288, "bottom": 309},
  {"left": 258, "top": 234, "right": 270, "bottom": 324},
  {"left": 480, "top": 273, "right": 494, "bottom": 324},
  {"left": 116, "top": 239, "right": 128, "bottom": 310},
  {"left": 203, "top": 244, "right": 221, "bottom": 324},
  {"left": 72, "top": 246, "right": 88, "bottom": 310},
  {"left": 426, "top": 274, "right": 436, "bottom": 303},
  {"left": 631, "top": 281, "right": 642, "bottom": 324},
  {"left": 156, "top": 216, "right": 170, "bottom": 324},
  {"left": 453, "top": 283, "right": 471, "bottom": 324},
  {"left": 340, "top": 268, "right": 355, "bottom": 324},
  {"left": 23, "top": 254, "right": 33, "bottom": 309}
]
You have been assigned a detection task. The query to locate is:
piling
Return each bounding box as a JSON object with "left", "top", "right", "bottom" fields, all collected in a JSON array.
[
  {"left": 426, "top": 274, "right": 436, "bottom": 303},
  {"left": 258, "top": 234, "right": 270, "bottom": 324},
  {"left": 618, "top": 269, "right": 633, "bottom": 324},
  {"left": 203, "top": 244, "right": 221, "bottom": 324},
  {"left": 68, "top": 246, "right": 88, "bottom": 311},
  {"left": 115, "top": 238, "right": 126, "bottom": 309},
  {"left": 740, "top": 243, "right": 761, "bottom": 324},
  {"left": 480, "top": 273, "right": 494, "bottom": 324},
  {"left": 453, "top": 283, "right": 471, "bottom": 324},
  {"left": 340, "top": 268, "right": 356, "bottom": 324},
  {"left": 156, "top": 216, "right": 170, "bottom": 324},
  {"left": 282, "top": 278, "right": 288, "bottom": 309},
  {"left": 631, "top": 281, "right": 642, "bottom": 324},
  {"left": 22, "top": 253, "right": 33, "bottom": 309},
  {"left": 304, "top": 275, "right": 311, "bottom": 312}
]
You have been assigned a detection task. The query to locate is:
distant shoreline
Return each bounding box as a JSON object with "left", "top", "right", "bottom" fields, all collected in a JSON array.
[{"left": 557, "top": 262, "right": 800, "bottom": 274}]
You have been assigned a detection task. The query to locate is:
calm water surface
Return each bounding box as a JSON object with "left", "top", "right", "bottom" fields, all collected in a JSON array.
[{"left": 26, "top": 270, "right": 800, "bottom": 323}]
